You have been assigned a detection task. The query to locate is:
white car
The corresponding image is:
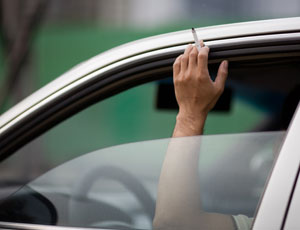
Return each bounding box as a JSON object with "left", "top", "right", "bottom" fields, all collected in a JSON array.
[{"left": 0, "top": 17, "right": 299, "bottom": 230}]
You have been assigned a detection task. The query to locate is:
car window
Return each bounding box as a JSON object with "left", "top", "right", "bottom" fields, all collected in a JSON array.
[
  {"left": 0, "top": 55, "right": 299, "bottom": 229},
  {"left": 0, "top": 132, "right": 285, "bottom": 229}
]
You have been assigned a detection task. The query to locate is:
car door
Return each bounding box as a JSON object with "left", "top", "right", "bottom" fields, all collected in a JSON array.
[
  {"left": 0, "top": 17, "right": 299, "bottom": 229},
  {"left": 253, "top": 105, "right": 300, "bottom": 229}
]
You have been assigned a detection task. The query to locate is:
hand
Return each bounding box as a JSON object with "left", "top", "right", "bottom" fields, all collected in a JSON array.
[{"left": 173, "top": 44, "right": 228, "bottom": 136}]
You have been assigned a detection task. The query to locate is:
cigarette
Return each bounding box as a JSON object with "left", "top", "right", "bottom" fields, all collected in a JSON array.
[{"left": 192, "top": 28, "right": 201, "bottom": 52}]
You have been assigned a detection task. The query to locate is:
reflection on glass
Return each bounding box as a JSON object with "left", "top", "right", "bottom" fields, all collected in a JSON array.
[
  {"left": 0, "top": 131, "right": 284, "bottom": 229},
  {"left": 155, "top": 132, "right": 284, "bottom": 230}
]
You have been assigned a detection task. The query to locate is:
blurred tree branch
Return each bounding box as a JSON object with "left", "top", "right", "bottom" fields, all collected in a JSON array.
[{"left": 0, "top": 0, "right": 48, "bottom": 112}]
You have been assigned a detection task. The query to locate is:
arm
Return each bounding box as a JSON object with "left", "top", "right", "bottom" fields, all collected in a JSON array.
[{"left": 153, "top": 44, "right": 233, "bottom": 230}]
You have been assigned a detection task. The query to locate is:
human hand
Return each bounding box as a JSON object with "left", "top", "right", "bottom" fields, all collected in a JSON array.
[{"left": 173, "top": 44, "right": 228, "bottom": 135}]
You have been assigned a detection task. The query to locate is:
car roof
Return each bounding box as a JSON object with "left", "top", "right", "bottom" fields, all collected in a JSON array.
[{"left": 0, "top": 17, "right": 300, "bottom": 130}]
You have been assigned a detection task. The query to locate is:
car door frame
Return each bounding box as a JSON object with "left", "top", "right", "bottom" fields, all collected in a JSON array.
[
  {"left": 253, "top": 103, "right": 300, "bottom": 229},
  {"left": 283, "top": 162, "right": 300, "bottom": 229}
]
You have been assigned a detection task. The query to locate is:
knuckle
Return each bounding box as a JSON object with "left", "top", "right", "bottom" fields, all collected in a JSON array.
[
  {"left": 174, "top": 75, "right": 183, "bottom": 83},
  {"left": 173, "top": 56, "right": 182, "bottom": 67},
  {"left": 195, "top": 72, "right": 201, "bottom": 79},
  {"left": 198, "top": 52, "right": 208, "bottom": 59},
  {"left": 173, "top": 61, "right": 179, "bottom": 68},
  {"left": 178, "top": 79, "right": 186, "bottom": 85},
  {"left": 196, "top": 75, "right": 205, "bottom": 82},
  {"left": 220, "top": 67, "right": 228, "bottom": 74},
  {"left": 183, "top": 72, "right": 190, "bottom": 79},
  {"left": 181, "top": 56, "right": 188, "bottom": 63},
  {"left": 189, "top": 51, "right": 197, "bottom": 58}
]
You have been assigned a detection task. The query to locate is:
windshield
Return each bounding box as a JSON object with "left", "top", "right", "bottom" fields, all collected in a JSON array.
[{"left": 0, "top": 131, "right": 285, "bottom": 229}]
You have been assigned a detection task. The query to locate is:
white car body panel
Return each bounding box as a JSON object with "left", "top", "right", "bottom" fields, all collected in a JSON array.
[
  {"left": 284, "top": 167, "right": 300, "bottom": 229},
  {"left": 253, "top": 104, "right": 300, "bottom": 229}
]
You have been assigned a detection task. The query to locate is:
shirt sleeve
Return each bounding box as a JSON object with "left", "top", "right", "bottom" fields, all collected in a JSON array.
[{"left": 232, "top": 214, "right": 253, "bottom": 230}]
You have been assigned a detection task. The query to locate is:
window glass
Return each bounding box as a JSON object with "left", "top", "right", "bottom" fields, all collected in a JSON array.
[{"left": 0, "top": 132, "right": 285, "bottom": 229}]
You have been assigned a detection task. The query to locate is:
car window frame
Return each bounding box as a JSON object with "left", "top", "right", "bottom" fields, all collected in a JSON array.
[
  {"left": 283, "top": 166, "right": 300, "bottom": 229},
  {"left": 253, "top": 103, "right": 300, "bottom": 229},
  {"left": 0, "top": 32, "right": 300, "bottom": 161},
  {"left": 0, "top": 221, "right": 99, "bottom": 230},
  {"left": 1, "top": 17, "right": 300, "bottom": 131}
]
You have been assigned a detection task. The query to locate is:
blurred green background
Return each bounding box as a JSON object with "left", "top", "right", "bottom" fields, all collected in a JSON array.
[
  {"left": 20, "top": 21, "right": 264, "bottom": 164},
  {"left": 0, "top": 0, "right": 299, "bottom": 176}
]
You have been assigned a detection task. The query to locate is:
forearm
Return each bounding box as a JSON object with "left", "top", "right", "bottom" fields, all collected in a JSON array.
[{"left": 154, "top": 113, "right": 206, "bottom": 229}]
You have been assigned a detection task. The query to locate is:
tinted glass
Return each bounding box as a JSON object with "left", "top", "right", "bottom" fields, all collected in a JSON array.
[{"left": 0, "top": 132, "right": 285, "bottom": 229}]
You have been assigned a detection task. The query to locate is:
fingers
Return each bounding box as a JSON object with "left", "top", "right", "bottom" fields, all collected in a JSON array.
[
  {"left": 173, "top": 55, "right": 182, "bottom": 76},
  {"left": 174, "top": 43, "right": 211, "bottom": 79},
  {"left": 181, "top": 44, "right": 193, "bottom": 72},
  {"left": 215, "top": 60, "right": 229, "bottom": 92},
  {"left": 188, "top": 46, "right": 198, "bottom": 69},
  {"left": 197, "top": 46, "right": 210, "bottom": 72}
]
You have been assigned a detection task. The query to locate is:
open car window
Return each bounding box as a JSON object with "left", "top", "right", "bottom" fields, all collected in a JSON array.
[{"left": 0, "top": 132, "right": 285, "bottom": 229}]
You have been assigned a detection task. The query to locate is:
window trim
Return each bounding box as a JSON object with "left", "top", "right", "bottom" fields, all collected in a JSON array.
[
  {"left": 253, "top": 103, "right": 300, "bottom": 229},
  {"left": 0, "top": 221, "right": 98, "bottom": 230},
  {"left": 283, "top": 166, "right": 300, "bottom": 229},
  {"left": 1, "top": 31, "right": 300, "bottom": 130}
]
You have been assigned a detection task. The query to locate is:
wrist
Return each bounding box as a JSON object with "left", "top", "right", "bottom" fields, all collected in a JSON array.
[{"left": 173, "top": 112, "right": 208, "bottom": 137}]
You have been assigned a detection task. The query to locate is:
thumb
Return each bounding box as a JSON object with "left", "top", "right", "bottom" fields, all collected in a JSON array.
[{"left": 215, "top": 60, "right": 228, "bottom": 90}]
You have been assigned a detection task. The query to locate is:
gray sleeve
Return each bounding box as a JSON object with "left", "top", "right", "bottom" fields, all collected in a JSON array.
[{"left": 232, "top": 214, "right": 253, "bottom": 230}]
